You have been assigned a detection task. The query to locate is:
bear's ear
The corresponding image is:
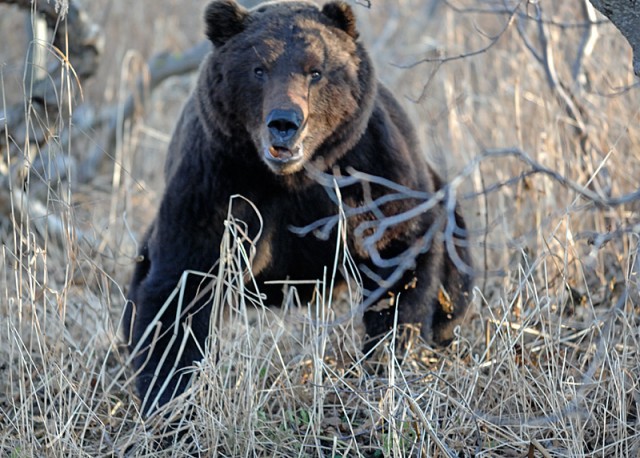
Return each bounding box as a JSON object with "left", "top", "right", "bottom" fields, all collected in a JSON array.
[
  {"left": 204, "top": 0, "right": 250, "bottom": 47},
  {"left": 321, "top": 1, "right": 359, "bottom": 40}
]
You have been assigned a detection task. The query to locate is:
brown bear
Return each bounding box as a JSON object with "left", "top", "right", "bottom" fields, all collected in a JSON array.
[{"left": 124, "top": 0, "right": 473, "bottom": 415}]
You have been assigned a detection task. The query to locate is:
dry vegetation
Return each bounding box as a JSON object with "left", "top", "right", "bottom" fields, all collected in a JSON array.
[{"left": 1, "top": 0, "right": 639, "bottom": 456}]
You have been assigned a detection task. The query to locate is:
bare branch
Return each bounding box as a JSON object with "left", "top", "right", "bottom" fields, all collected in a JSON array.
[
  {"left": 443, "top": 0, "right": 608, "bottom": 28},
  {"left": 297, "top": 144, "right": 640, "bottom": 327},
  {"left": 572, "top": 0, "right": 599, "bottom": 81},
  {"left": 394, "top": 4, "right": 518, "bottom": 68},
  {"left": 535, "top": 3, "right": 561, "bottom": 90},
  {"left": 515, "top": 8, "right": 543, "bottom": 64},
  {"left": 77, "top": 40, "right": 211, "bottom": 183}
]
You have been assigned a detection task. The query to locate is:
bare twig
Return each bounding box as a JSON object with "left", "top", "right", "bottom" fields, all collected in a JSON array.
[
  {"left": 394, "top": 4, "right": 518, "bottom": 68},
  {"left": 295, "top": 145, "right": 640, "bottom": 327},
  {"left": 572, "top": 0, "right": 599, "bottom": 82},
  {"left": 443, "top": 0, "right": 608, "bottom": 28}
]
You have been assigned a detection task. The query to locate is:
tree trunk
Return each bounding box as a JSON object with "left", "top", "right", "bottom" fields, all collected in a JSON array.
[{"left": 589, "top": 0, "right": 640, "bottom": 76}]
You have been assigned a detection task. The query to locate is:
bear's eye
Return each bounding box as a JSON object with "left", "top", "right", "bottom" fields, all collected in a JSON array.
[
  {"left": 310, "top": 70, "right": 322, "bottom": 82},
  {"left": 254, "top": 67, "right": 265, "bottom": 79}
]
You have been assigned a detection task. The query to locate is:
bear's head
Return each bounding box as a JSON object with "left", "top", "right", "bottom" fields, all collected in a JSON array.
[{"left": 200, "top": 0, "right": 376, "bottom": 177}]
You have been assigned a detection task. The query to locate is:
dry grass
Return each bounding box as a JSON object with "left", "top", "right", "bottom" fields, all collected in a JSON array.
[{"left": 1, "top": 0, "right": 639, "bottom": 456}]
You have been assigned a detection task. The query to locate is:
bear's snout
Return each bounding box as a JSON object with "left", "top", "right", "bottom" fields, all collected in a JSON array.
[
  {"left": 260, "top": 107, "right": 307, "bottom": 174},
  {"left": 266, "top": 108, "right": 302, "bottom": 144}
]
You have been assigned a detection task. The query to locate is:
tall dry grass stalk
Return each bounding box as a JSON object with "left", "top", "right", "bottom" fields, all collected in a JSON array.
[{"left": 1, "top": 0, "right": 639, "bottom": 456}]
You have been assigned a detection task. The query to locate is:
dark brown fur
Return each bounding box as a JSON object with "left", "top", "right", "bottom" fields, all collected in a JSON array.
[{"left": 125, "top": 0, "right": 472, "bottom": 415}]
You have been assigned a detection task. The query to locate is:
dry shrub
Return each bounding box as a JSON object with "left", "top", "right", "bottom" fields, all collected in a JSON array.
[{"left": 1, "top": 0, "right": 639, "bottom": 456}]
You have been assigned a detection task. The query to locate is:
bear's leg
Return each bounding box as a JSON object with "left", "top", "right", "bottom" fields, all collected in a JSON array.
[
  {"left": 361, "top": 230, "right": 472, "bottom": 353},
  {"left": 129, "top": 274, "right": 213, "bottom": 415},
  {"left": 430, "top": 218, "right": 473, "bottom": 345},
  {"left": 362, "top": 304, "right": 397, "bottom": 355},
  {"left": 429, "top": 260, "right": 471, "bottom": 346},
  {"left": 123, "top": 238, "right": 151, "bottom": 345},
  {"left": 361, "top": 261, "right": 439, "bottom": 354}
]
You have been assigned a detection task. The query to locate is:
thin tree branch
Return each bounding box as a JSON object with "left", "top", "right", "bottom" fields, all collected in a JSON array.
[
  {"left": 77, "top": 40, "right": 211, "bottom": 183},
  {"left": 572, "top": 0, "right": 599, "bottom": 82}
]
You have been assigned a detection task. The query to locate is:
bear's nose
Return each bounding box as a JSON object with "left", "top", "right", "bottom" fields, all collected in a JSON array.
[{"left": 266, "top": 109, "right": 301, "bottom": 143}]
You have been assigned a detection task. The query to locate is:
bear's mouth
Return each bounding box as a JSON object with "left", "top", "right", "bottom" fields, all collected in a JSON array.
[
  {"left": 268, "top": 145, "right": 297, "bottom": 161},
  {"left": 263, "top": 143, "right": 304, "bottom": 174}
]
